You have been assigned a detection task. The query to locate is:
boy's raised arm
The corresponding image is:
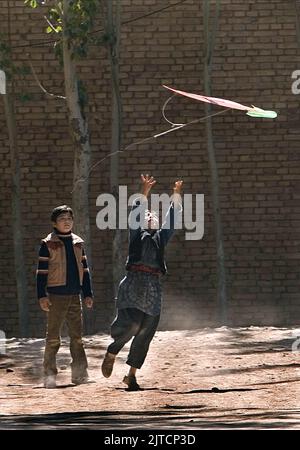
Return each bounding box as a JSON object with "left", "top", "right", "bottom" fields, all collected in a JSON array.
[
  {"left": 160, "top": 180, "right": 183, "bottom": 245},
  {"left": 140, "top": 174, "right": 156, "bottom": 198},
  {"left": 128, "top": 174, "right": 156, "bottom": 239}
]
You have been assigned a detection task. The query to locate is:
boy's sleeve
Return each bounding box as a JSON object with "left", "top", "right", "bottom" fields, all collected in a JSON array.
[
  {"left": 36, "top": 241, "right": 49, "bottom": 300},
  {"left": 128, "top": 195, "right": 147, "bottom": 242},
  {"left": 81, "top": 247, "right": 93, "bottom": 299},
  {"left": 159, "top": 193, "right": 183, "bottom": 246}
]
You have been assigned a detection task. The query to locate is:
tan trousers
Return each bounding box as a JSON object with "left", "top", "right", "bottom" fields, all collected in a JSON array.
[{"left": 43, "top": 294, "right": 88, "bottom": 380}]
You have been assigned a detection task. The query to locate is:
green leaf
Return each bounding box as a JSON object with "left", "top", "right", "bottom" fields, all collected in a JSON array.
[{"left": 24, "top": 0, "right": 37, "bottom": 8}]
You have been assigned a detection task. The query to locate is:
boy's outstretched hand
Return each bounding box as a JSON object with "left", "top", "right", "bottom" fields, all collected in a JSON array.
[
  {"left": 141, "top": 174, "right": 156, "bottom": 197},
  {"left": 173, "top": 180, "right": 183, "bottom": 195}
]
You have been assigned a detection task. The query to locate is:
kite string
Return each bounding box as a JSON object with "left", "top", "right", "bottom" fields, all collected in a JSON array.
[
  {"left": 70, "top": 102, "right": 230, "bottom": 194},
  {"left": 154, "top": 106, "right": 228, "bottom": 138},
  {"left": 162, "top": 94, "right": 184, "bottom": 127}
]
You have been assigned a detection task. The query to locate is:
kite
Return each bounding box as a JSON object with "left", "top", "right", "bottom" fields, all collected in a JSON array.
[
  {"left": 71, "top": 84, "right": 277, "bottom": 193},
  {"left": 163, "top": 85, "right": 277, "bottom": 119}
]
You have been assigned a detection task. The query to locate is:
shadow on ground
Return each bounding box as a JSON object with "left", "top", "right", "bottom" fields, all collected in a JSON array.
[{"left": 1, "top": 408, "right": 300, "bottom": 430}]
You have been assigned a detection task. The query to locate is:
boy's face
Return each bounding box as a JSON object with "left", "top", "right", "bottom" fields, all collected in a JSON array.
[
  {"left": 143, "top": 210, "right": 159, "bottom": 230},
  {"left": 53, "top": 212, "right": 73, "bottom": 233}
]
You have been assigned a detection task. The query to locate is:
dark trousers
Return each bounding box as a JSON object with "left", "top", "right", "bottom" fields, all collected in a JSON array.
[
  {"left": 108, "top": 308, "right": 160, "bottom": 369},
  {"left": 43, "top": 294, "right": 88, "bottom": 378}
]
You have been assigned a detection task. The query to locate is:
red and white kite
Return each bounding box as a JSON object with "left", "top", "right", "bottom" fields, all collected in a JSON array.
[{"left": 163, "top": 85, "right": 277, "bottom": 119}]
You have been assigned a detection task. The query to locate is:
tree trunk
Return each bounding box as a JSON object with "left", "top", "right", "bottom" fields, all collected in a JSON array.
[
  {"left": 62, "top": 0, "right": 94, "bottom": 334},
  {"left": 3, "top": 93, "right": 29, "bottom": 337},
  {"left": 203, "top": 0, "right": 227, "bottom": 324},
  {"left": 106, "top": 0, "right": 124, "bottom": 298}
]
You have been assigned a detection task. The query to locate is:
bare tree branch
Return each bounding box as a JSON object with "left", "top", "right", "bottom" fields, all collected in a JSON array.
[{"left": 28, "top": 57, "right": 66, "bottom": 99}]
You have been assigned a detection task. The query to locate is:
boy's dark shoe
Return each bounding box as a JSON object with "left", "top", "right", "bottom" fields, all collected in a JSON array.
[
  {"left": 101, "top": 352, "right": 115, "bottom": 378},
  {"left": 123, "top": 375, "right": 142, "bottom": 391}
]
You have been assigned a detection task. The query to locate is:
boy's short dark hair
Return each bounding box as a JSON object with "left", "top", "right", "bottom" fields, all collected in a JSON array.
[{"left": 51, "top": 205, "right": 74, "bottom": 222}]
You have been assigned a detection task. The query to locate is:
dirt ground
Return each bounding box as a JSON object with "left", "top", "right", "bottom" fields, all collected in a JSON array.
[{"left": 0, "top": 326, "right": 300, "bottom": 430}]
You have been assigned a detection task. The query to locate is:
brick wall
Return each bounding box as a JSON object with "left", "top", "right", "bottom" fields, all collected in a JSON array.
[{"left": 0, "top": 0, "right": 299, "bottom": 337}]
